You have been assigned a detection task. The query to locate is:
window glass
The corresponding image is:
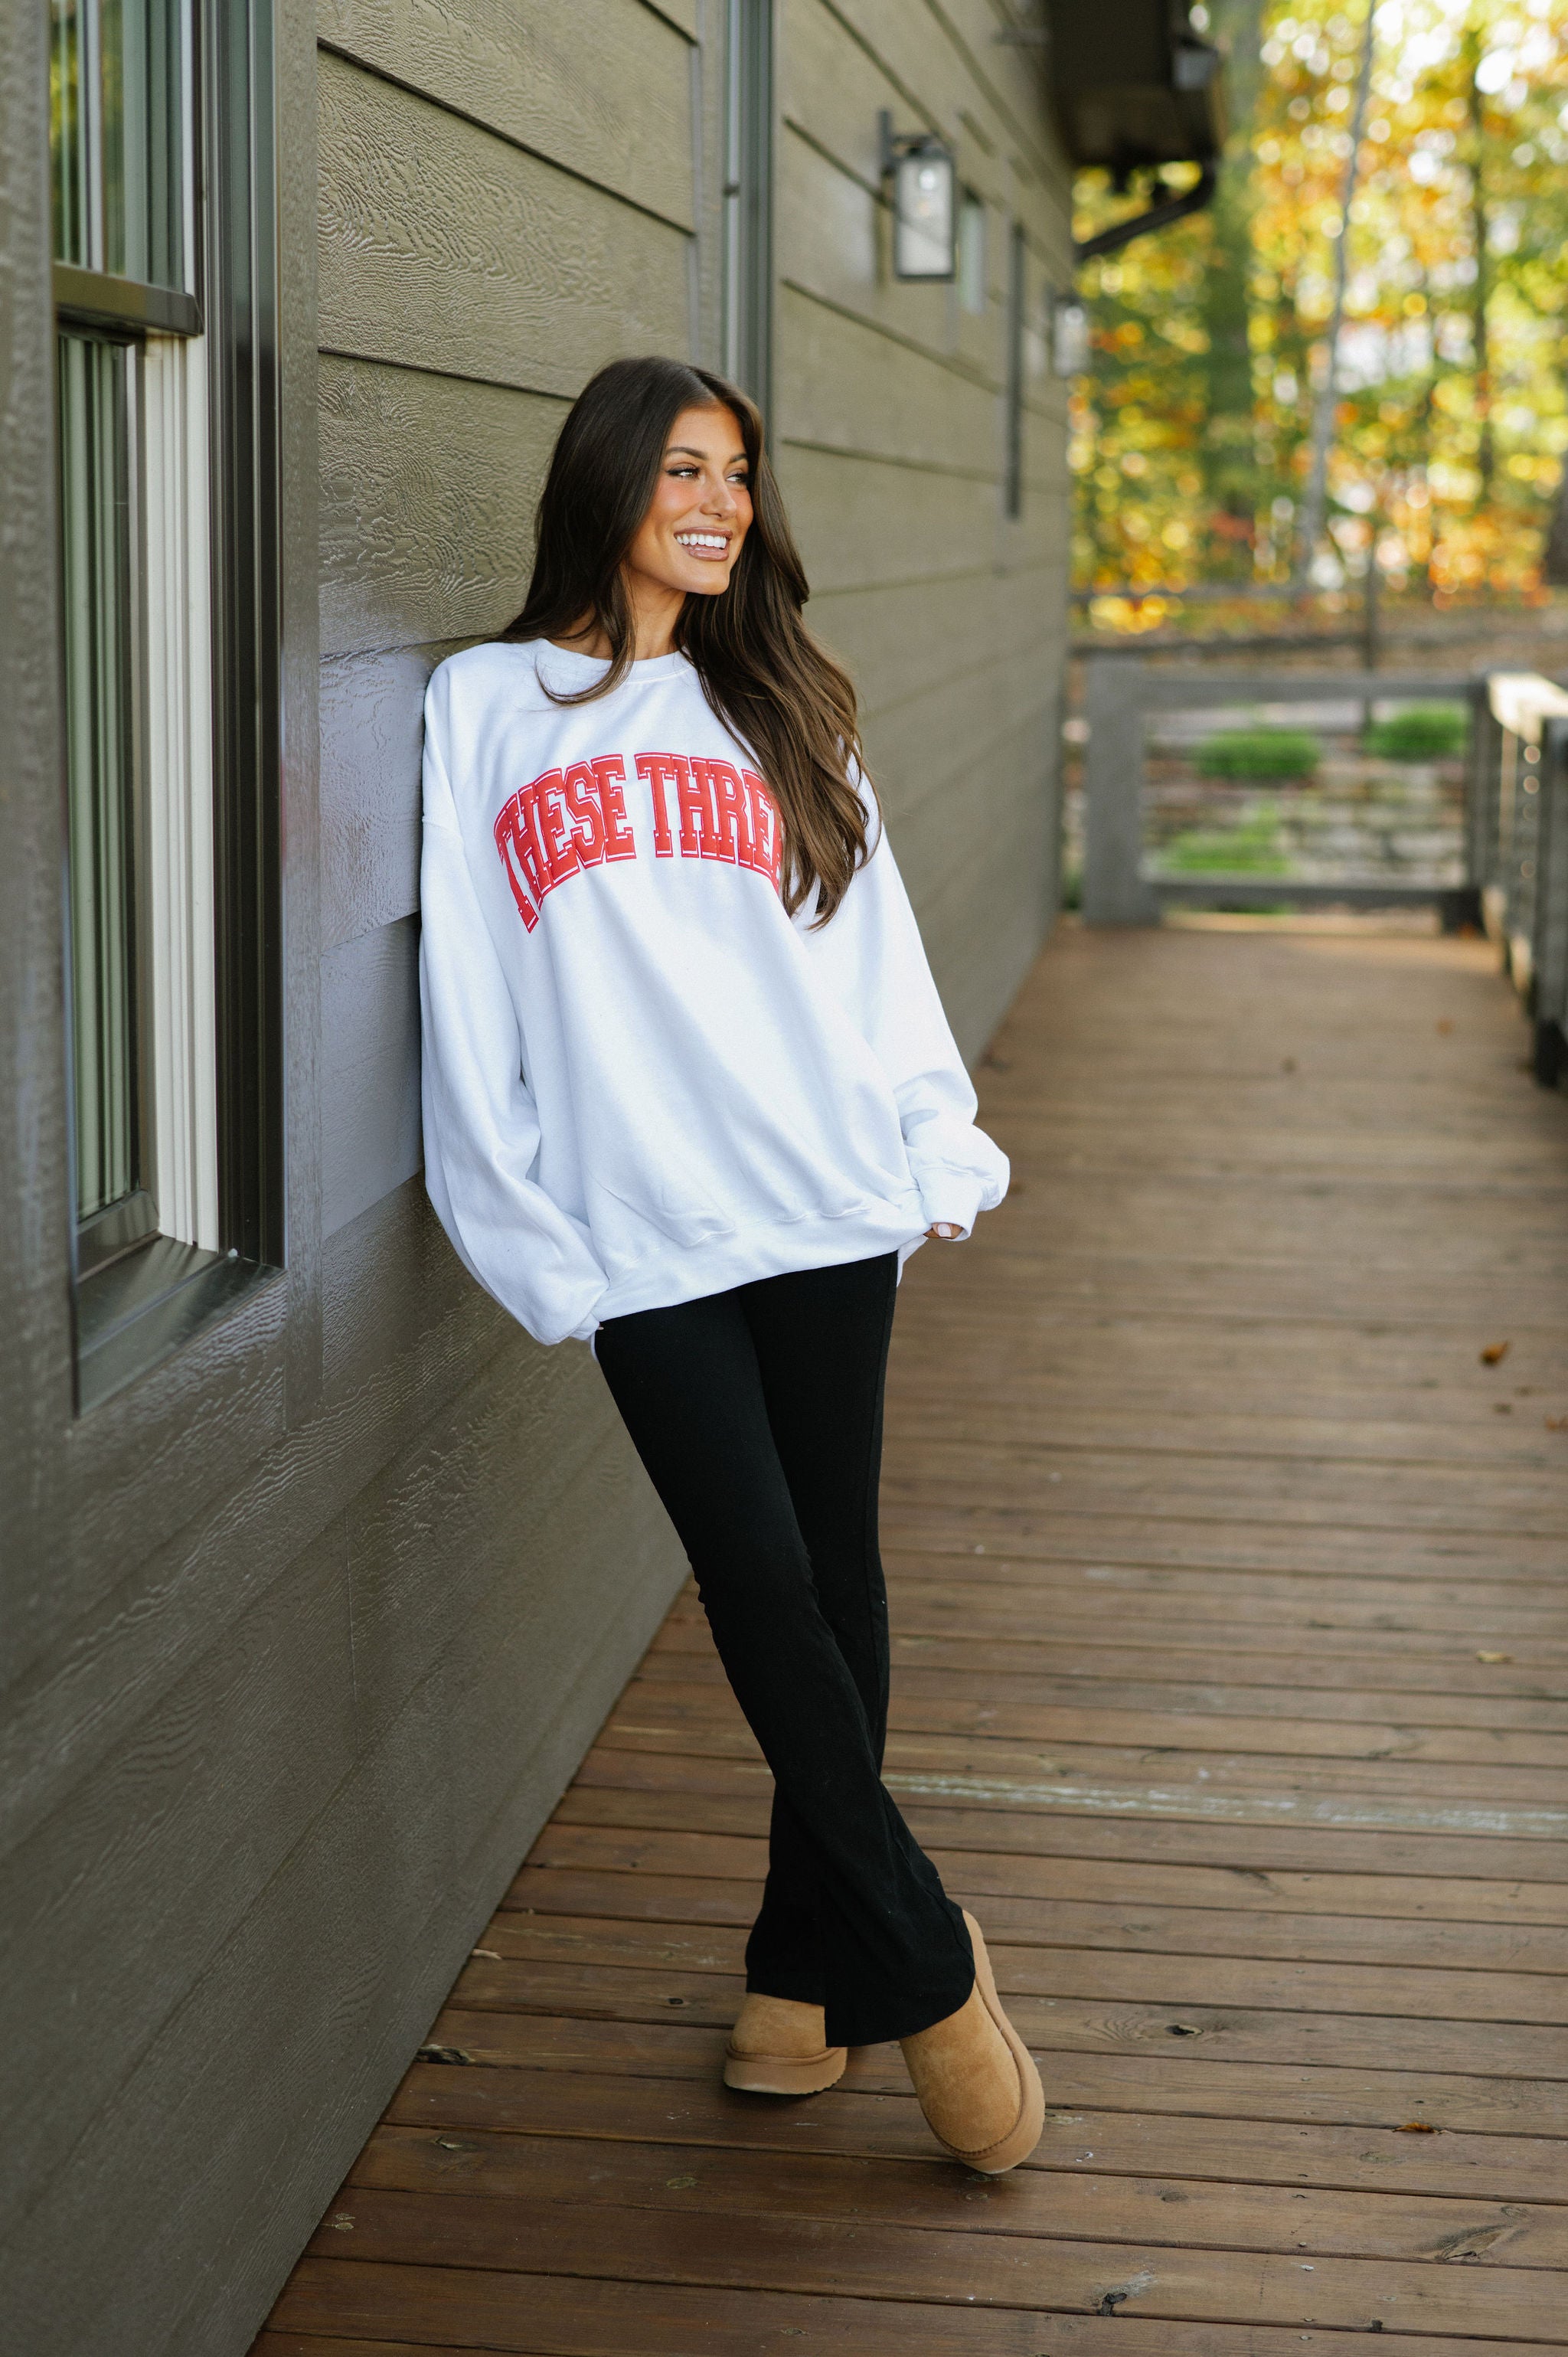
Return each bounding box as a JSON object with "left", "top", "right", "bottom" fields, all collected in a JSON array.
[
  {"left": 58, "top": 329, "right": 140, "bottom": 1221},
  {"left": 50, "top": 0, "right": 186, "bottom": 289}
]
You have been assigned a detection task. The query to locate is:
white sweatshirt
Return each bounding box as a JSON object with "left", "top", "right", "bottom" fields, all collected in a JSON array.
[{"left": 418, "top": 639, "right": 1008, "bottom": 1345}]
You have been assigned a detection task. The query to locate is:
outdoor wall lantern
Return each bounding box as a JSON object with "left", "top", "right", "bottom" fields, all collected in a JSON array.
[{"left": 880, "top": 110, "right": 956, "bottom": 281}]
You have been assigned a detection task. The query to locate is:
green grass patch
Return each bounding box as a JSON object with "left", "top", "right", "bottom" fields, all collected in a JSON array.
[
  {"left": 1196, "top": 726, "right": 1321, "bottom": 780},
  {"left": 1362, "top": 701, "right": 1468, "bottom": 760},
  {"left": 1159, "top": 804, "right": 1290, "bottom": 876}
]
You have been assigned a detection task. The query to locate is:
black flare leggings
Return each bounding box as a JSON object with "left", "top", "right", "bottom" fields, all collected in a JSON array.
[{"left": 594, "top": 1250, "right": 975, "bottom": 2049}]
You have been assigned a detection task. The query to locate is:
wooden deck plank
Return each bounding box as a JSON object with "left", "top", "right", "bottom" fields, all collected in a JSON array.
[
  {"left": 393, "top": 2037, "right": 1565, "bottom": 2133},
  {"left": 451, "top": 1917, "right": 1568, "bottom": 2026},
  {"left": 383, "top": 2064, "right": 1568, "bottom": 2197},
  {"left": 614, "top": 1675, "right": 1568, "bottom": 1767},
  {"left": 344, "top": 2127, "right": 1568, "bottom": 2265},
  {"left": 292, "top": 2185, "right": 1568, "bottom": 2336},
  {"left": 256, "top": 2272, "right": 1536, "bottom": 2356},
  {"left": 522, "top": 1822, "right": 1568, "bottom": 1921},
  {"left": 250, "top": 924, "right": 1568, "bottom": 2352},
  {"left": 501, "top": 1865, "right": 1568, "bottom": 1971}
]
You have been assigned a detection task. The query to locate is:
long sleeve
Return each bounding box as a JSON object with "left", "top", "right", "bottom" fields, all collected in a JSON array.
[
  {"left": 419, "top": 698, "right": 610, "bottom": 1345},
  {"left": 804, "top": 807, "right": 1009, "bottom": 1238}
]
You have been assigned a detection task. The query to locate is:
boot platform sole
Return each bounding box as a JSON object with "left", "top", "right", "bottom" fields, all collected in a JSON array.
[{"left": 722, "top": 2042, "right": 848, "bottom": 2095}]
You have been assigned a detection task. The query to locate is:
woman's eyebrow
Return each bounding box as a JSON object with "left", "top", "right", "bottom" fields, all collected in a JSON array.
[{"left": 665, "top": 443, "right": 748, "bottom": 463}]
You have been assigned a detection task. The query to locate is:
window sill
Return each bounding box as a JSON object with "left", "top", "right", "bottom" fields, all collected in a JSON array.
[{"left": 76, "top": 1234, "right": 268, "bottom": 1414}]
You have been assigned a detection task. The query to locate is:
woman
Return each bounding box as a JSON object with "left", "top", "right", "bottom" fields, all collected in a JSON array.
[{"left": 419, "top": 355, "right": 1043, "bottom": 2175}]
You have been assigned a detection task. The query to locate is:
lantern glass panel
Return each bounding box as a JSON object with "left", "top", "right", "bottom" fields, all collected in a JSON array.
[{"left": 893, "top": 148, "right": 954, "bottom": 280}]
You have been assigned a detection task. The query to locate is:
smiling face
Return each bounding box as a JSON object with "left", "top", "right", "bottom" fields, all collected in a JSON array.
[{"left": 623, "top": 403, "right": 753, "bottom": 610}]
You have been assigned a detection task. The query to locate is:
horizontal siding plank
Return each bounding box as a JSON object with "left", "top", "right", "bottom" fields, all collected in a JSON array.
[
  {"left": 317, "top": 0, "right": 694, "bottom": 230},
  {"left": 779, "top": 450, "right": 1001, "bottom": 594},
  {"left": 777, "top": 278, "right": 1007, "bottom": 476},
  {"left": 0, "top": 1523, "right": 354, "bottom": 2242},
  {"left": 868, "top": 639, "right": 1058, "bottom": 832},
  {"left": 321, "top": 1175, "right": 505, "bottom": 1406},
  {"left": 812, "top": 561, "right": 1066, "bottom": 727},
  {"left": 0, "top": 1511, "right": 678, "bottom": 2357},
  {"left": 322, "top": 915, "right": 423, "bottom": 1237},
  {"left": 777, "top": 440, "right": 1052, "bottom": 597},
  {"left": 318, "top": 54, "right": 690, "bottom": 396},
  {"left": 345, "top": 1332, "right": 620, "bottom": 1735},
  {"left": 319, "top": 355, "right": 559, "bottom": 656}
]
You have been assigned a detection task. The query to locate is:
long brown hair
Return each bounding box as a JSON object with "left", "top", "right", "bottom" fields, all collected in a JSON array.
[{"left": 501, "top": 355, "right": 873, "bottom": 923}]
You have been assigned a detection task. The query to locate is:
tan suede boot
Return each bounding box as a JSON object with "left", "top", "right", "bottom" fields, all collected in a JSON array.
[
  {"left": 723, "top": 1993, "right": 848, "bottom": 2094},
  {"left": 900, "top": 1911, "right": 1044, "bottom": 2172}
]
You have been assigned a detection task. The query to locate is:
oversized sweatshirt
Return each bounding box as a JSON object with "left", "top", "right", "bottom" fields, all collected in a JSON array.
[{"left": 418, "top": 639, "right": 1009, "bottom": 1345}]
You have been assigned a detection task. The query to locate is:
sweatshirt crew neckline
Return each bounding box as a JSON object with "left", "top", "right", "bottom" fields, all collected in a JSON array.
[{"left": 535, "top": 641, "right": 692, "bottom": 691}]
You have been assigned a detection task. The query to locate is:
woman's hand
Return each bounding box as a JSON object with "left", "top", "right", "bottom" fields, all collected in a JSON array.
[{"left": 926, "top": 1223, "right": 962, "bottom": 1241}]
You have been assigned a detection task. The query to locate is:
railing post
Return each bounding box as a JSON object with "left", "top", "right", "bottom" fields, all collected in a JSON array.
[
  {"left": 1445, "top": 678, "right": 1492, "bottom": 932},
  {"left": 1531, "top": 716, "right": 1568, "bottom": 1087},
  {"left": 1083, "top": 655, "right": 1158, "bottom": 925},
  {"left": 1468, "top": 679, "right": 1504, "bottom": 926}
]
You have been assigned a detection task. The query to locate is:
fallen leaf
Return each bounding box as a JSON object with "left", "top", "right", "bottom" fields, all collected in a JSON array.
[
  {"left": 1436, "top": 1018, "right": 1454, "bottom": 1035},
  {"left": 1546, "top": 1415, "right": 1568, "bottom": 1431},
  {"left": 1492, "top": 1402, "right": 1514, "bottom": 1414},
  {"left": 416, "top": 2043, "right": 474, "bottom": 2064},
  {"left": 665, "top": 2175, "right": 698, "bottom": 2189},
  {"left": 1398, "top": 2120, "right": 1439, "bottom": 2133},
  {"left": 1479, "top": 1341, "right": 1511, "bottom": 1365},
  {"left": 1476, "top": 1651, "right": 1512, "bottom": 1664},
  {"left": 1281, "top": 1056, "right": 1297, "bottom": 1073},
  {"left": 469, "top": 1947, "right": 501, "bottom": 1960}
]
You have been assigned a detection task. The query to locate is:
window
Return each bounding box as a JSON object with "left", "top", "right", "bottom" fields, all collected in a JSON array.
[
  {"left": 724, "top": 0, "right": 773, "bottom": 417},
  {"left": 956, "top": 189, "right": 987, "bottom": 317},
  {"left": 1004, "top": 221, "right": 1026, "bottom": 519},
  {"left": 51, "top": 0, "right": 281, "bottom": 1409}
]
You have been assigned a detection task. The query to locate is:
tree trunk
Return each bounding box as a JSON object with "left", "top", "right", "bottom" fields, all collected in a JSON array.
[
  {"left": 1466, "top": 37, "right": 1494, "bottom": 502},
  {"left": 1295, "top": 1, "right": 1376, "bottom": 584},
  {"left": 1199, "top": 0, "right": 1267, "bottom": 579}
]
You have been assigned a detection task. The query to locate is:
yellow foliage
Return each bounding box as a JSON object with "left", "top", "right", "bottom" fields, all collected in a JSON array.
[{"left": 1072, "top": 0, "right": 1568, "bottom": 602}]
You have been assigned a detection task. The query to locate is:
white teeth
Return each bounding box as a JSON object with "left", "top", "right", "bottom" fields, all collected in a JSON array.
[{"left": 678, "top": 533, "right": 727, "bottom": 551}]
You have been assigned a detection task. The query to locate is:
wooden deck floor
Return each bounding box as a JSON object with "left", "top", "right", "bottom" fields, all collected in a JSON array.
[{"left": 256, "top": 919, "right": 1568, "bottom": 2357}]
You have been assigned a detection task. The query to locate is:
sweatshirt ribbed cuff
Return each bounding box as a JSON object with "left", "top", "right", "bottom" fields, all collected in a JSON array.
[{"left": 913, "top": 1167, "right": 985, "bottom": 1241}]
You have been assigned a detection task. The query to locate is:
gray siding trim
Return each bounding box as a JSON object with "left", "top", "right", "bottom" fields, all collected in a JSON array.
[
  {"left": 0, "top": 0, "right": 77, "bottom": 1649},
  {"left": 322, "top": 916, "right": 423, "bottom": 1238}
]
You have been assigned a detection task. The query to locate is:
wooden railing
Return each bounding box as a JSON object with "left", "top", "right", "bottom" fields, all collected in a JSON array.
[
  {"left": 1477, "top": 673, "right": 1568, "bottom": 1085},
  {"left": 1080, "top": 655, "right": 1568, "bottom": 1092}
]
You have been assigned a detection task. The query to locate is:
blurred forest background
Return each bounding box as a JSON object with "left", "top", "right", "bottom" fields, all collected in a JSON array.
[{"left": 1072, "top": 0, "right": 1568, "bottom": 637}]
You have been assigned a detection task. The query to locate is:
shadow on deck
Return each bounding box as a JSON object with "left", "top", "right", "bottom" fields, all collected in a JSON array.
[{"left": 255, "top": 917, "right": 1568, "bottom": 2355}]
